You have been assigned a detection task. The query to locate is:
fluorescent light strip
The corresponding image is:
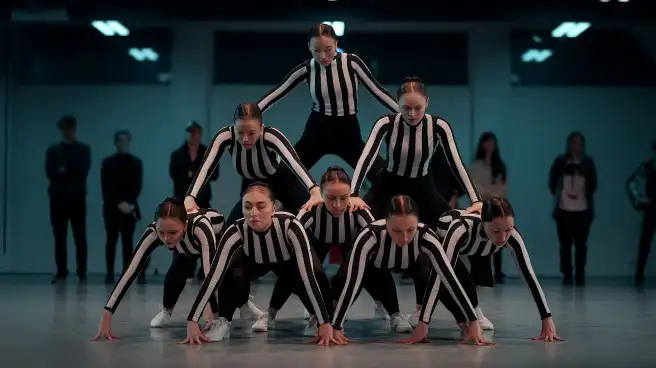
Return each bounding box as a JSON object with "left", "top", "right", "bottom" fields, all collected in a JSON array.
[
  {"left": 521, "top": 49, "right": 553, "bottom": 63},
  {"left": 91, "top": 20, "right": 130, "bottom": 36},
  {"left": 128, "top": 48, "right": 159, "bottom": 62},
  {"left": 551, "top": 22, "right": 591, "bottom": 38}
]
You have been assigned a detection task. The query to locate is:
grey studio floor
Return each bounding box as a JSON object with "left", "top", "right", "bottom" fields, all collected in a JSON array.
[{"left": 1, "top": 274, "right": 655, "bottom": 368}]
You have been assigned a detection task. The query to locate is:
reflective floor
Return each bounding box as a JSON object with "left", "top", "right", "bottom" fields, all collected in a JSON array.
[{"left": 0, "top": 274, "right": 653, "bottom": 367}]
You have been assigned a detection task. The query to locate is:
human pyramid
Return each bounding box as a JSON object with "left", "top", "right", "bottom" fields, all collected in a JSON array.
[{"left": 91, "top": 23, "right": 563, "bottom": 347}]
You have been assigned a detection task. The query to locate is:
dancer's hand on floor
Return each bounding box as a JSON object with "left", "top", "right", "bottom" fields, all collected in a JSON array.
[
  {"left": 398, "top": 322, "right": 430, "bottom": 344},
  {"left": 178, "top": 321, "right": 212, "bottom": 345},
  {"left": 348, "top": 196, "right": 370, "bottom": 212},
  {"left": 459, "top": 320, "right": 495, "bottom": 346},
  {"left": 532, "top": 317, "right": 564, "bottom": 342},
  {"left": 333, "top": 329, "right": 353, "bottom": 345},
  {"left": 90, "top": 310, "right": 120, "bottom": 341},
  {"left": 308, "top": 323, "right": 340, "bottom": 346}
]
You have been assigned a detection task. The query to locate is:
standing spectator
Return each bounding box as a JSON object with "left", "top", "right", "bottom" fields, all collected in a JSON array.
[
  {"left": 626, "top": 140, "right": 656, "bottom": 286},
  {"left": 46, "top": 115, "right": 91, "bottom": 284},
  {"left": 549, "top": 132, "right": 597, "bottom": 286},
  {"left": 169, "top": 121, "right": 218, "bottom": 280},
  {"left": 470, "top": 132, "right": 508, "bottom": 283},
  {"left": 101, "top": 130, "right": 143, "bottom": 284}
]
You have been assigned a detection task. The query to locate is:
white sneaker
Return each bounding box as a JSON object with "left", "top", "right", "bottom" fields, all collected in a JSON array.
[
  {"left": 149, "top": 306, "right": 172, "bottom": 328},
  {"left": 206, "top": 317, "right": 231, "bottom": 341},
  {"left": 302, "top": 308, "right": 311, "bottom": 320},
  {"left": 407, "top": 309, "right": 420, "bottom": 329},
  {"left": 303, "top": 315, "right": 318, "bottom": 337},
  {"left": 374, "top": 301, "right": 391, "bottom": 320},
  {"left": 240, "top": 295, "right": 264, "bottom": 320},
  {"left": 390, "top": 313, "right": 413, "bottom": 333},
  {"left": 251, "top": 312, "right": 271, "bottom": 332},
  {"left": 476, "top": 306, "right": 494, "bottom": 330}
]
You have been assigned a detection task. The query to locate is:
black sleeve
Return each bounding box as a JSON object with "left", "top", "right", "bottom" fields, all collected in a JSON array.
[
  {"left": 130, "top": 158, "right": 143, "bottom": 204},
  {"left": 257, "top": 61, "right": 309, "bottom": 113},
  {"left": 548, "top": 157, "right": 562, "bottom": 195},
  {"left": 347, "top": 54, "right": 398, "bottom": 113},
  {"left": 351, "top": 115, "right": 390, "bottom": 196},
  {"left": 264, "top": 128, "right": 318, "bottom": 191},
  {"left": 505, "top": 230, "right": 552, "bottom": 320},
  {"left": 45, "top": 146, "right": 60, "bottom": 181},
  {"left": 286, "top": 218, "right": 330, "bottom": 324},
  {"left": 104, "top": 226, "right": 161, "bottom": 313},
  {"left": 586, "top": 157, "right": 598, "bottom": 194},
  {"left": 100, "top": 159, "right": 114, "bottom": 204},
  {"left": 186, "top": 127, "right": 232, "bottom": 198},
  {"left": 187, "top": 225, "right": 244, "bottom": 323},
  {"left": 331, "top": 227, "right": 378, "bottom": 329},
  {"left": 417, "top": 227, "right": 477, "bottom": 324}
]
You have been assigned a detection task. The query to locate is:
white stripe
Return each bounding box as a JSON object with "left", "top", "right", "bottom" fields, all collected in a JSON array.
[
  {"left": 276, "top": 218, "right": 290, "bottom": 261},
  {"left": 258, "top": 65, "right": 307, "bottom": 111},
  {"left": 350, "top": 58, "right": 397, "bottom": 110},
  {"left": 340, "top": 55, "right": 356, "bottom": 115},
  {"left": 330, "top": 62, "right": 344, "bottom": 115},
  {"left": 436, "top": 118, "right": 479, "bottom": 202},
  {"left": 319, "top": 64, "right": 331, "bottom": 115},
  {"left": 188, "top": 129, "right": 231, "bottom": 198}
]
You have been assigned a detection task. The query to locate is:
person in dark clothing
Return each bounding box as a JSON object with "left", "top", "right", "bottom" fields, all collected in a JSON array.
[
  {"left": 626, "top": 140, "right": 656, "bottom": 286},
  {"left": 46, "top": 115, "right": 91, "bottom": 283},
  {"left": 101, "top": 130, "right": 143, "bottom": 284},
  {"left": 169, "top": 121, "right": 219, "bottom": 280},
  {"left": 549, "top": 132, "right": 597, "bottom": 286}
]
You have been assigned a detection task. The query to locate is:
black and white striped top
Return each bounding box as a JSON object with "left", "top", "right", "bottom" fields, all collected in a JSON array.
[
  {"left": 297, "top": 204, "right": 374, "bottom": 245},
  {"left": 186, "top": 126, "right": 317, "bottom": 199},
  {"left": 104, "top": 209, "right": 224, "bottom": 313},
  {"left": 332, "top": 220, "right": 477, "bottom": 329},
  {"left": 351, "top": 113, "right": 480, "bottom": 201},
  {"left": 257, "top": 53, "right": 398, "bottom": 117},
  {"left": 186, "top": 212, "right": 330, "bottom": 325},
  {"left": 436, "top": 209, "right": 551, "bottom": 320}
]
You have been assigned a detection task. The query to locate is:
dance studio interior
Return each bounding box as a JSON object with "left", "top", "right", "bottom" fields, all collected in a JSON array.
[{"left": 1, "top": 0, "right": 656, "bottom": 366}]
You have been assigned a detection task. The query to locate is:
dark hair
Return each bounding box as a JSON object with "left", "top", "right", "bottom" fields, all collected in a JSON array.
[
  {"left": 474, "top": 132, "right": 507, "bottom": 182},
  {"left": 233, "top": 103, "right": 263, "bottom": 124},
  {"left": 154, "top": 197, "right": 187, "bottom": 223},
  {"left": 114, "top": 130, "right": 131, "bottom": 143},
  {"left": 320, "top": 166, "right": 351, "bottom": 189},
  {"left": 397, "top": 76, "right": 428, "bottom": 100},
  {"left": 565, "top": 131, "right": 586, "bottom": 158},
  {"left": 243, "top": 181, "right": 276, "bottom": 203},
  {"left": 386, "top": 195, "right": 419, "bottom": 219},
  {"left": 481, "top": 197, "right": 515, "bottom": 222},
  {"left": 308, "top": 23, "right": 337, "bottom": 41},
  {"left": 57, "top": 115, "right": 76, "bottom": 128}
]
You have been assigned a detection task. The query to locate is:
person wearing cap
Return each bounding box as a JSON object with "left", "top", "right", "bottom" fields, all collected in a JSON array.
[
  {"left": 627, "top": 140, "right": 656, "bottom": 286},
  {"left": 46, "top": 115, "right": 91, "bottom": 284},
  {"left": 169, "top": 121, "right": 218, "bottom": 280}
]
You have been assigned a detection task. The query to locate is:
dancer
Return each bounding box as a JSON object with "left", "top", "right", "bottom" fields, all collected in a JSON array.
[
  {"left": 91, "top": 198, "right": 261, "bottom": 341},
  {"left": 261, "top": 166, "right": 411, "bottom": 334},
  {"left": 351, "top": 77, "right": 482, "bottom": 229},
  {"left": 331, "top": 195, "right": 491, "bottom": 346},
  {"left": 434, "top": 198, "right": 564, "bottom": 342},
  {"left": 184, "top": 103, "right": 322, "bottom": 224},
  {"left": 181, "top": 183, "right": 337, "bottom": 346},
  {"left": 257, "top": 23, "right": 397, "bottom": 185}
]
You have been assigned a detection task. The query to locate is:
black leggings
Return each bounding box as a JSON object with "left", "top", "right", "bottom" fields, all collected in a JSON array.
[
  {"left": 163, "top": 253, "right": 219, "bottom": 313},
  {"left": 268, "top": 239, "right": 389, "bottom": 312},
  {"left": 330, "top": 253, "right": 432, "bottom": 318},
  {"left": 294, "top": 111, "right": 385, "bottom": 183},
  {"left": 227, "top": 164, "right": 310, "bottom": 226},
  {"left": 218, "top": 248, "right": 333, "bottom": 322},
  {"left": 365, "top": 172, "right": 452, "bottom": 230}
]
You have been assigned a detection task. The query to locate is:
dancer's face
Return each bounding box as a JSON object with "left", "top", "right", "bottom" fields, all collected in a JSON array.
[
  {"left": 386, "top": 214, "right": 419, "bottom": 246},
  {"left": 322, "top": 182, "right": 350, "bottom": 216},
  {"left": 309, "top": 36, "right": 337, "bottom": 67},
  {"left": 156, "top": 217, "right": 186, "bottom": 249},
  {"left": 482, "top": 137, "right": 497, "bottom": 156},
  {"left": 483, "top": 215, "right": 515, "bottom": 246},
  {"left": 235, "top": 118, "right": 263, "bottom": 150},
  {"left": 243, "top": 189, "right": 275, "bottom": 232},
  {"left": 399, "top": 91, "right": 428, "bottom": 125}
]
